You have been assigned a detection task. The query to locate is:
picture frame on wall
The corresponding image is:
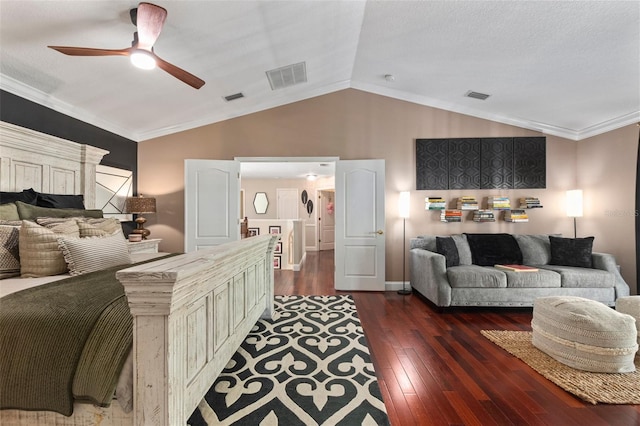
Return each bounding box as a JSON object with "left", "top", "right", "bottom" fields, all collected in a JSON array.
[
  {"left": 274, "top": 242, "right": 282, "bottom": 254},
  {"left": 273, "top": 256, "right": 281, "bottom": 269},
  {"left": 248, "top": 228, "right": 260, "bottom": 237},
  {"left": 269, "top": 226, "right": 281, "bottom": 234}
]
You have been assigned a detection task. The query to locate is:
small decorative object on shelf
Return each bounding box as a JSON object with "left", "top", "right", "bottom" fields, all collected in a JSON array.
[
  {"left": 457, "top": 196, "right": 479, "bottom": 210},
  {"left": 473, "top": 209, "right": 496, "bottom": 222},
  {"left": 505, "top": 209, "right": 529, "bottom": 222},
  {"left": 425, "top": 196, "right": 446, "bottom": 210},
  {"left": 519, "top": 197, "right": 543, "bottom": 209},
  {"left": 488, "top": 196, "right": 511, "bottom": 210},
  {"left": 440, "top": 209, "right": 462, "bottom": 222}
]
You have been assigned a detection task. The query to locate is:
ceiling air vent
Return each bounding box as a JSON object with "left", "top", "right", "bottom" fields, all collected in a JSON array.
[
  {"left": 266, "top": 62, "right": 307, "bottom": 90},
  {"left": 465, "top": 90, "right": 490, "bottom": 100},
  {"left": 224, "top": 92, "right": 244, "bottom": 102}
]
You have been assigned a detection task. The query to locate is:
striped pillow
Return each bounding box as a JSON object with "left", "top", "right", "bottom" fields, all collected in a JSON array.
[
  {"left": 19, "top": 219, "right": 80, "bottom": 277},
  {"left": 78, "top": 218, "right": 121, "bottom": 237},
  {"left": 58, "top": 233, "right": 131, "bottom": 276}
]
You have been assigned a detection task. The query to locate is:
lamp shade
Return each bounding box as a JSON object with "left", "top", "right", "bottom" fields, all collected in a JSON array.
[
  {"left": 399, "top": 191, "right": 410, "bottom": 219},
  {"left": 566, "top": 189, "right": 583, "bottom": 218},
  {"left": 125, "top": 196, "right": 157, "bottom": 214}
]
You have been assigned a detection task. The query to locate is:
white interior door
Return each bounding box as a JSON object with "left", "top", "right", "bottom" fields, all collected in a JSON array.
[
  {"left": 335, "top": 160, "right": 385, "bottom": 291},
  {"left": 319, "top": 190, "right": 335, "bottom": 251},
  {"left": 277, "top": 188, "right": 299, "bottom": 219},
  {"left": 185, "top": 159, "right": 240, "bottom": 252}
]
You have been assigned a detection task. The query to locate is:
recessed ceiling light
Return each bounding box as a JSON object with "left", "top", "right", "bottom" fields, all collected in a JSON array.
[{"left": 306, "top": 174, "right": 317, "bottom": 181}]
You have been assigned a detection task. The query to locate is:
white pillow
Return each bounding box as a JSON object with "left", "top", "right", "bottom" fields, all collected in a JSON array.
[{"left": 58, "top": 233, "right": 132, "bottom": 276}]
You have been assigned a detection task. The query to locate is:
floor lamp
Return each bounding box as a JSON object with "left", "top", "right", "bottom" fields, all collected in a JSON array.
[
  {"left": 566, "top": 189, "right": 583, "bottom": 238},
  {"left": 398, "top": 191, "right": 412, "bottom": 295}
]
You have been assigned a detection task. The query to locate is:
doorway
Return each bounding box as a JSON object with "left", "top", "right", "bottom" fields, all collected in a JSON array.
[{"left": 318, "top": 189, "right": 335, "bottom": 251}]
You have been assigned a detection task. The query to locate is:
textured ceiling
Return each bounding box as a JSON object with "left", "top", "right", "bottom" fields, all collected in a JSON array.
[{"left": 1, "top": 0, "right": 638, "bottom": 143}]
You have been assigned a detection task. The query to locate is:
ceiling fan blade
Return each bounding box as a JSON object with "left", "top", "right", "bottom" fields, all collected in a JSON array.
[
  {"left": 136, "top": 2, "right": 167, "bottom": 50},
  {"left": 48, "top": 46, "right": 131, "bottom": 57},
  {"left": 153, "top": 54, "right": 205, "bottom": 89}
]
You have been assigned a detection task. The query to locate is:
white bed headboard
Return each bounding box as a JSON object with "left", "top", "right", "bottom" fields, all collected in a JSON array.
[{"left": 0, "top": 121, "right": 109, "bottom": 208}]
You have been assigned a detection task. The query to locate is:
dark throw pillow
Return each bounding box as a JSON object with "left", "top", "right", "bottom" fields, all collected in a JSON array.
[
  {"left": 436, "top": 236, "right": 460, "bottom": 267},
  {"left": 0, "top": 188, "right": 37, "bottom": 205},
  {"left": 465, "top": 233, "right": 523, "bottom": 266},
  {"left": 549, "top": 236, "right": 594, "bottom": 268},
  {"left": 35, "top": 192, "right": 85, "bottom": 209}
]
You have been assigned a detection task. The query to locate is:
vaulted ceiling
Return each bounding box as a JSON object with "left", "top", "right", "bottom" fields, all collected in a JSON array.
[{"left": 1, "top": 1, "right": 638, "bottom": 142}]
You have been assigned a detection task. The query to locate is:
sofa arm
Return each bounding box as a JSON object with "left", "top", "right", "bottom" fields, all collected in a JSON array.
[
  {"left": 409, "top": 248, "right": 452, "bottom": 307},
  {"left": 592, "top": 252, "right": 630, "bottom": 298}
]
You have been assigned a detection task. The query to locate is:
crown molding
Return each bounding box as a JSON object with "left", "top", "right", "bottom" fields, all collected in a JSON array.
[{"left": 0, "top": 73, "right": 138, "bottom": 141}]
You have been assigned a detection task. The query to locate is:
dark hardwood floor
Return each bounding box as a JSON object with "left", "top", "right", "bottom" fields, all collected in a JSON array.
[{"left": 274, "top": 250, "right": 640, "bottom": 426}]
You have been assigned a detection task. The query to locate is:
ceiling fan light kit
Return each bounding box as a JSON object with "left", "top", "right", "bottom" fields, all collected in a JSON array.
[
  {"left": 47, "top": 2, "right": 205, "bottom": 89},
  {"left": 130, "top": 50, "right": 156, "bottom": 70}
]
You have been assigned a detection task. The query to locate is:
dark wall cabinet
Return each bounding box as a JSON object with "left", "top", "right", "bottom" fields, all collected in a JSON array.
[{"left": 416, "top": 137, "right": 546, "bottom": 190}]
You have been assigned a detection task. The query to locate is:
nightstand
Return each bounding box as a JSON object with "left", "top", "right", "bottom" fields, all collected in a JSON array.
[{"left": 127, "top": 238, "right": 161, "bottom": 254}]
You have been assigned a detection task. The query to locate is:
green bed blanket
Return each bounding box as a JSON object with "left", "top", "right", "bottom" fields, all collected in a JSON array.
[{"left": 0, "top": 258, "right": 166, "bottom": 416}]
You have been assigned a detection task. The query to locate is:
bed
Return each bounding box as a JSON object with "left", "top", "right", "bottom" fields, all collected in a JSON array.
[{"left": 0, "top": 121, "right": 278, "bottom": 425}]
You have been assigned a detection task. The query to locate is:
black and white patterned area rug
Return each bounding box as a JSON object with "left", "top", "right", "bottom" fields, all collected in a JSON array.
[{"left": 188, "top": 295, "right": 390, "bottom": 425}]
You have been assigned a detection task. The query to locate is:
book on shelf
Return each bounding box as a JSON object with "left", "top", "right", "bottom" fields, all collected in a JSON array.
[
  {"left": 505, "top": 209, "right": 529, "bottom": 222},
  {"left": 519, "top": 197, "right": 543, "bottom": 209},
  {"left": 472, "top": 209, "right": 495, "bottom": 222},
  {"left": 457, "top": 196, "right": 479, "bottom": 210},
  {"left": 494, "top": 264, "right": 539, "bottom": 272},
  {"left": 440, "top": 209, "right": 462, "bottom": 222},
  {"left": 488, "top": 196, "right": 511, "bottom": 210},
  {"left": 425, "top": 196, "right": 447, "bottom": 210}
]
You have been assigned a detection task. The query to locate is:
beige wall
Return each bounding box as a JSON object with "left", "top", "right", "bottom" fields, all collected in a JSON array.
[
  {"left": 576, "top": 124, "right": 638, "bottom": 293},
  {"left": 138, "top": 89, "right": 637, "bottom": 293}
]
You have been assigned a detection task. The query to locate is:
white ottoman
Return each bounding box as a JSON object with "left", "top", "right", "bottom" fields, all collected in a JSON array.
[
  {"left": 616, "top": 295, "right": 640, "bottom": 349},
  {"left": 532, "top": 296, "right": 638, "bottom": 373}
]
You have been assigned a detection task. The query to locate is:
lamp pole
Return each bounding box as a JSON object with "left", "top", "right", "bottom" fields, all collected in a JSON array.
[{"left": 398, "top": 191, "right": 411, "bottom": 295}]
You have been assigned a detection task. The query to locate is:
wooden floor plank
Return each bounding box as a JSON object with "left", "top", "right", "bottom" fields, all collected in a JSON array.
[{"left": 274, "top": 251, "right": 640, "bottom": 425}]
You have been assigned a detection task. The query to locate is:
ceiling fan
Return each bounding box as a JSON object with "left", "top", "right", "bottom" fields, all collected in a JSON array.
[{"left": 48, "top": 2, "right": 205, "bottom": 89}]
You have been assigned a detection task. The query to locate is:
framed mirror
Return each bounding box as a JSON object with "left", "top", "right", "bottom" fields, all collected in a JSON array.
[{"left": 253, "top": 192, "right": 269, "bottom": 214}]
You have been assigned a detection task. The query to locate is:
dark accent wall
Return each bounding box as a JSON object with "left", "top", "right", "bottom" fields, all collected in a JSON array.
[
  {"left": 0, "top": 90, "right": 137, "bottom": 190},
  {"left": 416, "top": 137, "right": 546, "bottom": 190}
]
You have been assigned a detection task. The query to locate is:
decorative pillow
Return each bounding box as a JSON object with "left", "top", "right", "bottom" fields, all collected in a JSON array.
[
  {"left": 0, "top": 225, "right": 21, "bottom": 279},
  {"left": 514, "top": 234, "right": 554, "bottom": 265},
  {"left": 35, "top": 192, "right": 85, "bottom": 209},
  {"left": 15, "top": 201, "right": 103, "bottom": 220},
  {"left": 0, "top": 188, "right": 37, "bottom": 205},
  {"left": 0, "top": 203, "right": 20, "bottom": 221},
  {"left": 19, "top": 219, "right": 80, "bottom": 277},
  {"left": 465, "top": 233, "right": 523, "bottom": 266},
  {"left": 436, "top": 236, "right": 460, "bottom": 267},
  {"left": 549, "top": 236, "right": 595, "bottom": 268},
  {"left": 58, "top": 233, "right": 131, "bottom": 276},
  {"left": 78, "top": 218, "right": 122, "bottom": 237},
  {"left": 451, "top": 234, "right": 472, "bottom": 265}
]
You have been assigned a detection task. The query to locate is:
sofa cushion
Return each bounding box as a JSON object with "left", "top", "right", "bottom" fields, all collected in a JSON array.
[
  {"left": 447, "top": 265, "right": 507, "bottom": 288},
  {"left": 537, "top": 265, "right": 614, "bottom": 288},
  {"left": 549, "top": 236, "right": 594, "bottom": 268},
  {"left": 465, "top": 233, "right": 523, "bottom": 266},
  {"left": 514, "top": 234, "right": 553, "bottom": 265},
  {"left": 503, "top": 268, "right": 561, "bottom": 288},
  {"left": 412, "top": 234, "right": 472, "bottom": 265},
  {"left": 436, "top": 237, "right": 459, "bottom": 267}
]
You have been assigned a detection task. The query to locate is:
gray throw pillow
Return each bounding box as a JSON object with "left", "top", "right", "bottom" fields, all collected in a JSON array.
[{"left": 436, "top": 236, "right": 459, "bottom": 267}]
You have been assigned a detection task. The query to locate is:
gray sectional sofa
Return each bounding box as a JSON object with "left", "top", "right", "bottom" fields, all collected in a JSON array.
[{"left": 409, "top": 233, "right": 630, "bottom": 308}]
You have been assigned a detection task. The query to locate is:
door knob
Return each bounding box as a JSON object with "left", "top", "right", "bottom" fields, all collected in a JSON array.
[{"left": 376, "top": 230, "right": 384, "bottom": 235}]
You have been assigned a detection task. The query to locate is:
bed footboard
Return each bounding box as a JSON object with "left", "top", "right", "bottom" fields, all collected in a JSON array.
[{"left": 116, "top": 234, "right": 279, "bottom": 426}]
